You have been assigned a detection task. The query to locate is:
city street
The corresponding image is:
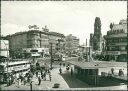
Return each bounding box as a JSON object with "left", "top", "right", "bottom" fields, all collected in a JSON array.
[
  {"left": 1, "top": 67, "right": 69, "bottom": 90},
  {"left": 1, "top": 65, "right": 127, "bottom": 90},
  {"left": 1, "top": 1, "right": 127, "bottom": 90}
]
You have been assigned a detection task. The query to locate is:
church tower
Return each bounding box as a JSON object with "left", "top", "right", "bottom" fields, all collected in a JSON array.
[{"left": 93, "top": 17, "right": 102, "bottom": 51}]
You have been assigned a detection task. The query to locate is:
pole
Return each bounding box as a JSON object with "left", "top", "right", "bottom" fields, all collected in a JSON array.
[
  {"left": 86, "top": 39, "right": 88, "bottom": 61},
  {"left": 50, "top": 43, "right": 53, "bottom": 69},
  {"left": 30, "top": 81, "right": 32, "bottom": 91},
  {"left": 89, "top": 47, "right": 90, "bottom": 61}
]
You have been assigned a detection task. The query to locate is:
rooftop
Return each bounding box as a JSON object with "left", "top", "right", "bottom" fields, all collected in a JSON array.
[
  {"left": 6, "top": 29, "right": 65, "bottom": 38},
  {"left": 67, "top": 61, "right": 127, "bottom": 69}
]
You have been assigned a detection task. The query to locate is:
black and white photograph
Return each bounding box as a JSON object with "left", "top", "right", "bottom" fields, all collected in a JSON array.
[{"left": 0, "top": 1, "right": 127, "bottom": 90}]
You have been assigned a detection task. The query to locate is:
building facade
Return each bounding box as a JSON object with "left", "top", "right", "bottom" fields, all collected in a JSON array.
[
  {"left": 65, "top": 34, "right": 79, "bottom": 56},
  {"left": 104, "top": 19, "right": 127, "bottom": 62},
  {"left": 0, "top": 37, "right": 9, "bottom": 58},
  {"left": 6, "top": 25, "right": 65, "bottom": 58},
  {"left": 48, "top": 31, "right": 65, "bottom": 55}
]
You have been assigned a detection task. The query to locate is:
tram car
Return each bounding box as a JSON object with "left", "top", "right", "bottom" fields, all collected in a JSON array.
[{"left": 0, "top": 59, "right": 30, "bottom": 83}]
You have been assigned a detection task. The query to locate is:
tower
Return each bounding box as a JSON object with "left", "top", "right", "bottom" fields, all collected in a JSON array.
[{"left": 93, "top": 17, "right": 102, "bottom": 51}]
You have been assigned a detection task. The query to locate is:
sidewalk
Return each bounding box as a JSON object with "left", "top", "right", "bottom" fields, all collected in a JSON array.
[{"left": 1, "top": 67, "right": 69, "bottom": 90}]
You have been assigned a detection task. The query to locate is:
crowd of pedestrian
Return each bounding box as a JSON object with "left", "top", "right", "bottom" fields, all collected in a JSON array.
[
  {"left": 5, "top": 61, "right": 74, "bottom": 88},
  {"left": 5, "top": 62, "right": 52, "bottom": 88}
]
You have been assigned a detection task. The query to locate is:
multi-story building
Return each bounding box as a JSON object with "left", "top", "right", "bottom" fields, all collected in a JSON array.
[
  {"left": 48, "top": 31, "right": 65, "bottom": 55},
  {"left": 65, "top": 34, "right": 79, "bottom": 56},
  {"left": 0, "top": 36, "right": 9, "bottom": 58},
  {"left": 6, "top": 25, "right": 65, "bottom": 58},
  {"left": 104, "top": 19, "right": 127, "bottom": 62}
]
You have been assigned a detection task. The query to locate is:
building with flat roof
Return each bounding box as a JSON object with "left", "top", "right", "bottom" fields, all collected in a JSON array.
[
  {"left": 65, "top": 34, "right": 80, "bottom": 56},
  {"left": 6, "top": 25, "right": 65, "bottom": 58},
  {"left": 104, "top": 19, "right": 127, "bottom": 62},
  {"left": 67, "top": 60, "right": 127, "bottom": 86}
]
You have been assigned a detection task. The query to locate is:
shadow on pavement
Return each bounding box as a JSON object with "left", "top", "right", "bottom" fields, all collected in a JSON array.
[{"left": 60, "top": 72, "right": 90, "bottom": 88}]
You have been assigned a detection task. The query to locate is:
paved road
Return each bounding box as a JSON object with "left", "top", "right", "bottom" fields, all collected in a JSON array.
[{"left": 60, "top": 67, "right": 90, "bottom": 88}]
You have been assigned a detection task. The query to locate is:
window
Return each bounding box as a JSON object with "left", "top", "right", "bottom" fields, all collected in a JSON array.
[{"left": 120, "top": 46, "right": 126, "bottom": 51}]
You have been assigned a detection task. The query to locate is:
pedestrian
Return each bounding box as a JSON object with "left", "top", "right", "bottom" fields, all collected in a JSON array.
[
  {"left": 18, "top": 75, "right": 21, "bottom": 86},
  {"left": 11, "top": 75, "right": 14, "bottom": 84},
  {"left": 59, "top": 63, "right": 62, "bottom": 67},
  {"left": 59, "top": 68, "right": 62, "bottom": 74},
  {"left": 20, "top": 75, "right": 23, "bottom": 84},
  {"left": 111, "top": 68, "right": 114, "bottom": 75},
  {"left": 44, "top": 72, "right": 46, "bottom": 81},
  {"left": 48, "top": 69, "right": 50, "bottom": 74},
  {"left": 24, "top": 77, "right": 27, "bottom": 85},
  {"left": 118, "top": 69, "right": 122, "bottom": 76},
  {"left": 41, "top": 72, "right": 44, "bottom": 79},
  {"left": 8, "top": 77, "right": 11, "bottom": 86},
  {"left": 6, "top": 74, "right": 9, "bottom": 86},
  {"left": 17, "top": 78, "right": 20, "bottom": 88},
  {"left": 66, "top": 66, "right": 68, "bottom": 71},
  {"left": 36, "top": 71, "right": 38, "bottom": 77},
  {"left": 49, "top": 71, "right": 51, "bottom": 81},
  {"left": 63, "top": 63, "right": 65, "bottom": 67},
  {"left": 118, "top": 69, "right": 124, "bottom": 76},
  {"left": 27, "top": 75, "right": 30, "bottom": 83},
  {"left": 66, "top": 66, "right": 69, "bottom": 71},
  {"left": 38, "top": 76, "right": 41, "bottom": 85},
  {"left": 71, "top": 67, "right": 73, "bottom": 76}
]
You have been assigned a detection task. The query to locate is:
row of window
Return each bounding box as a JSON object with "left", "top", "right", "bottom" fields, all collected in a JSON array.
[
  {"left": 107, "top": 29, "right": 125, "bottom": 35},
  {"left": 7, "top": 63, "right": 30, "bottom": 67},
  {"left": 107, "top": 37, "right": 127, "bottom": 43},
  {"left": 28, "top": 33, "right": 58, "bottom": 39},
  {"left": 13, "top": 68, "right": 30, "bottom": 74},
  {"left": 106, "top": 46, "right": 127, "bottom": 51},
  {"left": 27, "top": 44, "right": 49, "bottom": 48}
]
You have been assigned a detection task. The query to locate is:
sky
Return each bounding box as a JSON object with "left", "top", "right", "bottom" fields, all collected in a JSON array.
[{"left": 1, "top": 1, "right": 127, "bottom": 45}]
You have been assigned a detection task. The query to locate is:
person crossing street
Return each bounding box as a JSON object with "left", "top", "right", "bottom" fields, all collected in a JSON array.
[
  {"left": 38, "top": 76, "right": 41, "bottom": 85},
  {"left": 49, "top": 71, "right": 52, "bottom": 81}
]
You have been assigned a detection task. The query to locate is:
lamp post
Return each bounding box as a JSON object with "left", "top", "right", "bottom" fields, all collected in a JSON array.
[
  {"left": 30, "top": 80, "right": 33, "bottom": 91},
  {"left": 50, "top": 43, "right": 53, "bottom": 69}
]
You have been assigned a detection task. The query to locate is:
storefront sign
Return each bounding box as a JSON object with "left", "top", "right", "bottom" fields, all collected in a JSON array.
[{"left": 107, "top": 51, "right": 120, "bottom": 55}]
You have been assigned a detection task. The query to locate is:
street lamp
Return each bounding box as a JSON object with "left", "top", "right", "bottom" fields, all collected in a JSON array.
[
  {"left": 30, "top": 80, "right": 33, "bottom": 91},
  {"left": 50, "top": 43, "right": 53, "bottom": 69},
  {"left": 49, "top": 39, "right": 56, "bottom": 69}
]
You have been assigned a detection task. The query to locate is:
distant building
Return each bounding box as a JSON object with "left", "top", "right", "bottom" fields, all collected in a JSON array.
[
  {"left": 48, "top": 31, "right": 65, "bottom": 54},
  {"left": 6, "top": 25, "right": 65, "bottom": 58},
  {"left": 65, "top": 34, "right": 79, "bottom": 56},
  {"left": 104, "top": 19, "right": 127, "bottom": 62},
  {"left": 0, "top": 36, "right": 9, "bottom": 58},
  {"left": 78, "top": 45, "right": 86, "bottom": 53}
]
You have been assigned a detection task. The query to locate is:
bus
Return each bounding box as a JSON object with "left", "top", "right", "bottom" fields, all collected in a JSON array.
[{"left": 0, "top": 59, "right": 30, "bottom": 83}]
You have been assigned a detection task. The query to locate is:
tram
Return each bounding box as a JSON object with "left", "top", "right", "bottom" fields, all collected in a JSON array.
[{"left": 0, "top": 59, "right": 30, "bottom": 83}]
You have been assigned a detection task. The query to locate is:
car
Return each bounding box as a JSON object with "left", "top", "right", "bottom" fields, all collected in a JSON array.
[
  {"left": 71, "top": 54, "right": 78, "bottom": 57},
  {"left": 53, "top": 83, "right": 60, "bottom": 88},
  {"left": 119, "top": 83, "right": 125, "bottom": 85}
]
